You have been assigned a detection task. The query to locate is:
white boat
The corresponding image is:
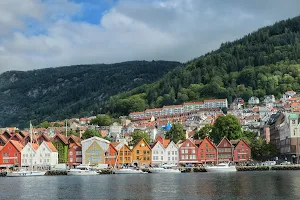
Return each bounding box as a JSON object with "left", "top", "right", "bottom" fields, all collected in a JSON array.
[
  {"left": 114, "top": 168, "right": 147, "bottom": 174},
  {"left": 205, "top": 163, "right": 237, "bottom": 172},
  {"left": 7, "top": 169, "right": 46, "bottom": 177},
  {"left": 149, "top": 164, "right": 181, "bottom": 173},
  {"left": 67, "top": 165, "right": 99, "bottom": 176}
]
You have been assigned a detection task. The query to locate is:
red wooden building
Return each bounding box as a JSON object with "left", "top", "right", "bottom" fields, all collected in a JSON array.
[
  {"left": 0, "top": 140, "right": 24, "bottom": 167},
  {"left": 197, "top": 137, "right": 218, "bottom": 164},
  {"left": 178, "top": 139, "right": 198, "bottom": 165},
  {"left": 105, "top": 143, "right": 118, "bottom": 166},
  {"left": 231, "top": 140, "right": 251, "bottom": 163},
  {"left": 68, "top": 135, "right": 82, "bottom": 168},
  {"left": 217, "top": 137, "right": 234, "bottom": 162}
]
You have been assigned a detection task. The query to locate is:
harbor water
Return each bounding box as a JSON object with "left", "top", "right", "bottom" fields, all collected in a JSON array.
[{"left": 1, "top": 171, "right": 300, "bottom": 200}]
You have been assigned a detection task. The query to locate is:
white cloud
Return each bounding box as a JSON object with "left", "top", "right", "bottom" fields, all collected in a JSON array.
[{"left": 0, "top": 0, "right": 300, "bottom": 73}]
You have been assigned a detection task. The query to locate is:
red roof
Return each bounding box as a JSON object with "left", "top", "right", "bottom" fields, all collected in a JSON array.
[
  {"left": 162, "top": 105, "right": 183, "bottom": 108},
  {"left": 68, "top": 135, "right": 81, "bottom": 146},
  {"left": 45, "top": 142, "right": 58, "bottom": 152},
  {"left": 10, "top": 140, "right": 24, "bottom": 152},
  {"left": 31, "top": 143, "right": 39, "bottom": 150},
  {"left": 52, "top": 133, "right": 68, "bottom": 144}
]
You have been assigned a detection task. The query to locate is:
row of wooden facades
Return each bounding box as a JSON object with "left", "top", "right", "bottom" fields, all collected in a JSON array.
[{"left": 0, "top": 131, "right": 251, "bottom": 167}]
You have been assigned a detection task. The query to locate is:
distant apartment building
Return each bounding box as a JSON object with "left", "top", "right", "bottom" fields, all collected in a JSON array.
[
  {"left": 144, "top": 108, "right": 162, "bottom": 117},
  {"left": 248, "top": 96, "right": 260, "bottom": 105},
  {"left": 129, "top": 98, "right": 228, "bottom": 119},
  {"left": 204, "top": 99, "right": 228, "bottom": 109},
  {"left": 183, "top": 102, "right": 204, "bottom": 113},
  {"left": 161, "top": 105, "right": 183, "bottom": 116}
]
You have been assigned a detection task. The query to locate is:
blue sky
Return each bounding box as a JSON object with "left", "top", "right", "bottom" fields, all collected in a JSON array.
[{"left": 0, "top": 0, "right": 300, "bottom": 73}]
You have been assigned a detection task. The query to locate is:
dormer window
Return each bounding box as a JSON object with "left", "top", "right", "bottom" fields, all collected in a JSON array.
[{"left": 186, "top": 143, "right": 190, "bottom": 147}]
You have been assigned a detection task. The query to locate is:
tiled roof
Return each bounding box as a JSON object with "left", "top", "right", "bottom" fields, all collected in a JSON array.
[
  {"left": 111, "top": 142, "right": 120, "bottom": 147},
  {"left": 45, "top": 142, "right": 58, "bottom": 152},
  {"left": 31, "top": 143, "right": 39, "bottom": 150},
  {"left": 230, "top": 140, "right": 240, "bottom": 146},
  {"left": 129, "top": 112, "right": 144, "bottom": 115},
  {"left": 52, "top": 133, "right": 68, "bottom": 144},
  {"left": 10, "top": 140, "right": 24, "bottom": 152},
  {"left": 37, "top": 134, "right": 51, "bottom": 142},
  {"left": 162, "top": 105, "right": 183, "bottom": 108}
]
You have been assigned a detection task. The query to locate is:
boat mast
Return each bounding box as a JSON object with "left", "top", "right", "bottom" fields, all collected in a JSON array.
[
  {"left": 65, "top": 119, "right": 68, "bottom": 137},
  {"left": 30, "top": 121, "right": 33, "bottom": 171}
]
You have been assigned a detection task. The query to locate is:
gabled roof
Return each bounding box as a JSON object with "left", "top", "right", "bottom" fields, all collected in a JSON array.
[
  {"left": 179, "top": 138, "right": 198, "bottom": 149},
  {"left": 81, "top": 136, "right": 110, "bottom": 144},
  {"left": 151, "top": 141, "right": 165, "bottom": 150},
  {"left": 44, "top": 141, "right": 58, "bottom": 152},
  {"left": 106, "top": 143, "right": 118, "bottom": 153},
  {"left": 9, "top": 140, "right": 24, "bottom": 152},
  {"left": 0, "top": 135, "right": 8, "bottom": 144},
  {"left": 52, "top": 133, "right": 68, "bottom": 144},
  {"left": 133, "top": 138, "right": 151, "bottom": 150},
  {"left": 18, "top": 131, "right": 29, "bottom": 138},
  {"left": 234, "top": 140, "right": 251, "bottom": 149},
  {"left": 10, "top": 132, "right": 23, "bottom": 141},
  {"left": 217, "top": 137, "right": 234, "bottom": 148},
  {"left": 68, "top": 135, "right": 81, "bottom": 146},
  {"left": 192, "top": 139, "right": 203, "bottom": 146},
  {"left": 202, "top": 137, "right": 217, "bottom": 149},
  {"left": 37, "top": 134, "right": 51, "bottom": 142},
  {"left": 31, "top": 143, "right": 39, "bottom": 150}
]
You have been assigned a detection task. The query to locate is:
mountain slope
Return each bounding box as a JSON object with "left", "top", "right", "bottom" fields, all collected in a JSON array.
[
  {"left": 0, "top": 61, "right": 181, "bottom": 127},
  {"left": 106, "top": 16, "right": 300, "bottom": 115}
]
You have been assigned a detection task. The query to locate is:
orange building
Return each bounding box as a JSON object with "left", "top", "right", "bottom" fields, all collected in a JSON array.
[
  {"left": 197, "top": 137, "right": 218, "bottom": 164},
  {"left": 105, "top": 143, "right": 118, "bottom": 166},
  {"left": 132, "top": 138, "right": 152, "bottom": 167},
  {"left": 112, "top": 142, "right": 133, "bottom": 166}
]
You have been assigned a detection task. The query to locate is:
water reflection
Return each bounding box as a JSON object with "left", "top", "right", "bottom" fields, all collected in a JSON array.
[{"left": 1, "top": 171, "right": 300, "bottom": 199}]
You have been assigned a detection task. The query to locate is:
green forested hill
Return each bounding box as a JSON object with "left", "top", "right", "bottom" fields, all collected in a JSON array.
[
  {"left": 0, "top": 61, "right": 180, "bottom": 127},
  {"left": 106, "top": 16, "right": 300, "bottom": 116}
]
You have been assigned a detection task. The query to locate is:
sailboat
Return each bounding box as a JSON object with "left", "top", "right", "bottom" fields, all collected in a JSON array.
[{"left": 7, "top": 122, "right": 46, "bottom": 177}]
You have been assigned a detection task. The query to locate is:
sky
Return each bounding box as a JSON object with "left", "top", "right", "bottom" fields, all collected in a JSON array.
[{"left": 0, "top": 0, "right": 300, "bottom": 74}]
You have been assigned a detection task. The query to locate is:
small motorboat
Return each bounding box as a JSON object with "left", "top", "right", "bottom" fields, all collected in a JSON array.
[
  {"left": 67, "top": 164, "right": 99, "bottom": 176},
  {"left": 149, "top": 164, "right": 181, "bottom": 174},
  {"left": 114, "top": 167, "right": 147, "bottom": 174},
  {"left": 205, "top": 163, "right": 237, "bottom": 172},
  {"left": 6, "top": 169, "right": 46, "bottom": 177}
]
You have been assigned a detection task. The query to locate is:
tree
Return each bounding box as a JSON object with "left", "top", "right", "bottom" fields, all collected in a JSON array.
[
  {"left": 211, "top": 115, "right": 242, "bottom": 144},
  {"left": 53, "top": 122, "right": 63, "bottom": 127},
  {"left": 82, "top": 129, "right": 101, "bottom": 140},
  {"left": 193, "top": 124, "right": 212, "bottom": 139},
  {"left": 165, "top": 123, "right": 186, "bottom": 144},
  {"left": 131, "top": 130, "right": 150, "bottom": 146},
  {"left": 90, "top": 115, "right": 113, "bottom": 126},
  {"left": 38, "top": 121, "right": 51, "bottom": 129}
]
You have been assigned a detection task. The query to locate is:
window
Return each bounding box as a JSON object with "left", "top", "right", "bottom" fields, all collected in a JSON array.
[
  {"left": 147, "top": 157, "right": 150, "bottom": 160},
  {"left": 246, "top": 149, "right": 248, "bottom": 152},
  {"left": 201, "top": 154, "right": 204, "bottom": 158},
  {"left": 186, "top": 143, "right": 190, "bottom": 147},
  {"left": 242, "top": 144, "right": 244, "bottom": 147},
  {"left": 242, "top": 149, "right": 244, "bottom": 152},
  {"left": 185, "top": 155, "right": 188, "bottom": 159},
  {"left": 143, "top": 157, "right": 146, "bottom": 160},
  {"left": 147, "top": 151, "right": 150, "bottom": 154},
  {"left": 3, "top": 159, "right": 9, "bottom": 163},
  {"left": 181, "top": 155, "right": 184, "bottom": 160},
  {"left": 136, "top": 150, "right": 139, "bottom": 154},
  {"left": 168, "top": 157, "right": 170, "bottom": 161},
  {"left": 292, "top": 120, "right": 296, "bottom": 124},
  {"left": 69, "top": 151, "right": 73, "bottom": 156},
  {"left": 143, "top": 150, "right": 146, "bottom": 154},
  {"left": 137, "top": 156, "right": 139, "bottom": 160},
  {"left": 8, "top": 147, "right": 11, "bottom": 150},
  {"left": 189, "top": 155, "right": 193, "bottom": 159},
  {"left": 181, "top": 149, "right": 184, "bottom": 154},
  {"left": 172, "top": 157, "right": 174, "bottom": 161},
  {"left": 224, "top": 143, "right": 227, "bottom": 147},
  {"left": 161, "top": 156, "right": 163, "bottom": 160},
  {"left": 43, "top": 148, "right": 45, "bottom": 151},
  {"left": 201, "top": 149, "right": 203, "bottom": 152},
  {"left": 206, "top": 143, "right": 208, "bottom": 147},
  {"left": 76, "top": 157, "right": 82, "bottom": 162},
  {"left": 172, "top": 151, "right": 174, "bottom": 155},
  {"left": 76, "top": 151, "right": 82, "bottom": 155},
  {"left": 238, "top": 155, "right": 240, "bottom": 159},
  {"left": 168, "top": 151, "right": 170, "bottom": 155},
  {"left": 185, "top": 150, "right": 188, "bottom": 154},
  {"left": 192, "top": 149, "right": 195, "bottom": 154},
  {"left": 175, "top": 151, "right": 177, "bottom": 155}
]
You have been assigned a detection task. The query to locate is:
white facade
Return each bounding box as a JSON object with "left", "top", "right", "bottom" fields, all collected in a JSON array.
[
  {"left": 81, "top": 136, "right": 110, "bottom": 165},
  {"left": 183, "top": 102, "right": 204, "bottom": 113},
  {"left": 144, "top": 109, "right": 162, "bottom": 117},
  {"left": 204, "top": 99, "right": 228, "bottom": 108},
  {"left": 152, "top": 142, "right": 165, "bottom": 165},
  {"left": 165, "top": 141, "right": 179, "bottom": 165},
  {"left": 21, "top": 142, "right": 58, "bottom": 168},
  {"left": 151, "top": 141, "right": 179, "bottom": 165},
  {"left": 109, "top": 122, "right": 122, "bottom": 138},
  {"left": 35, "top": 142, "right": 58, "bottom": 168},
  {"left": 248, "top": 96, "right": 260, "bottom": 105},
  {"left": 161, "top": 105, "right": 183, "bottom": 116},
  {"left": 21, "top": 144, "right": 37, "bottom": 167}
]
